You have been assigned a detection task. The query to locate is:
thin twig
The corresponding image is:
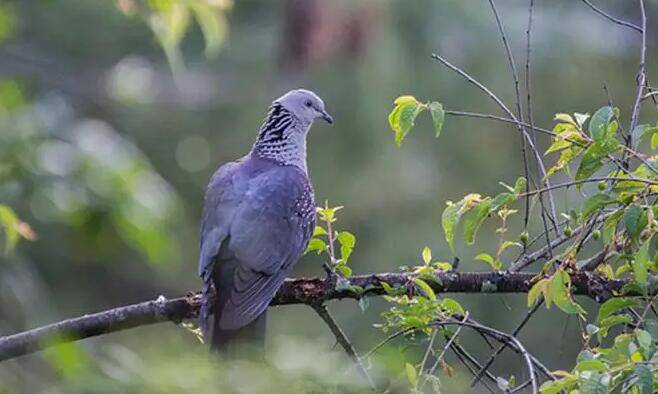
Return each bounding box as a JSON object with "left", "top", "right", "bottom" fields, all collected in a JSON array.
[
  {"left": 418, "top": 328, "right": 438, "bottom": 379},
  {"left": 642, "top": 91, "right": 658, "bottom": 101},
  {"left": 445, "top": 109, "right": 658, "bottom": 175},
  {"left": 432, "top": 52, "right": 559, "bottom": 233},
  {"left": 487, "top": 0, "right": 532, "bottom": 236},
  {"left": 509, "top": 211, "right": 612, "bottom": 272},
  {"left": 364, "top": 329, "right": 411, "bottom": 360},
  {"left": 311, "top": 304, "right": 376, "bottom": 390},
  {"left": 449, "top": 343, "right": 497, "bottom": 393},
  {"left": 629, "top": 0, "right": 647, "bottom": 134},
  {"left": 579, "top": 248, "right": 608, "bottom": 271},
  {"left": 523, "top": 0, "right": 557, "bottom": 258},
  {"left": 471, "top": 299, "right": 544, "bottom": 386},
  {"left": 519, "top": 176, "right": 658, "bottom": 197},
  {"left": 445, "top": 110, "right": 557, "bottom": 138},
  {"left": 580, "top": 0, "right": 642, "bottom": 33},
  {"left": 428, "top": 319, "right": 539, "bottom": 393},
  {"left": 419, "top": 312, "right": 469, "bottom": 391},
  {"left": 509, "top": 378, "right": 533, "bottom": 393}
]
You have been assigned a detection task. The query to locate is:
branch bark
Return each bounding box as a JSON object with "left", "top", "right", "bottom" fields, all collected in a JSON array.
[{"left": 0, "top": 270, "right": 647, "bottom": 362}]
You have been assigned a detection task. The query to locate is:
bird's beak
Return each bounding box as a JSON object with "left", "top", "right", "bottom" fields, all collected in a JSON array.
[{"left": 320, "top": 110, "right": 334, "bottom": 124}]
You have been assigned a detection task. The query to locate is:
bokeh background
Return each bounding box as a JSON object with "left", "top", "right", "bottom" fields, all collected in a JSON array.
[{"left": 0, "top": 0, "right": 656, "bottom": 392}]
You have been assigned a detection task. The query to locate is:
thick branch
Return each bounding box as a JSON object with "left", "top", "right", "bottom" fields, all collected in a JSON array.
[{"left": 0, "top": 270, "right": 648, "bottom": 362}]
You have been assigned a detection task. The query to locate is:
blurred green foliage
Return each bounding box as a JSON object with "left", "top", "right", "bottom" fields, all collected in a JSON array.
[
  {"left": 115, "top": 0, "right": 233, "bottom": 72},
  {"left": 0, "top": 88, "right": 181, "bottom": 264}
]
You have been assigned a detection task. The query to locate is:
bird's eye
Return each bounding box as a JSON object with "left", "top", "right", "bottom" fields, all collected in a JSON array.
[{"left": 305, "top": 100, "right": 312, "bottom": 107}]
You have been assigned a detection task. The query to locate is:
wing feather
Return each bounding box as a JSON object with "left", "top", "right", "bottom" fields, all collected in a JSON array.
[{"left": 218, "top": 165, "right": 314, "bottom": 329}]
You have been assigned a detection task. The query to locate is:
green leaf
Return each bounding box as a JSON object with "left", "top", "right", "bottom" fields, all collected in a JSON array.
[
  {"left": 574, "top": 112, "right": 590, "bottom": 127},
  {"left": 336, "top": 263, "right": 352, "bottom": 277},
  {"left": 597, "top": 315, "right": 632, "bottom": 340},
  {"left": 475, "top": 253, "right": 494, "bottom": 265},
  {"left": 636, "top": 124, "right": 658, "bottom": 149},
  {"left": 491, "top": 192, "right": 515, "bottom": 211},
  {"left": 645, "top": 319, "right": 658, "bottom": 342},
  {"left": 421, "top": 246, "right": 432, "bottom": 265},
  {"left": 579, "top": 372, "right": 609, "bottom": 394},
  {"left": 380, "top": 281, "right": 399, "bottom": 295},
  {"left": 574, "top": 359, "right": 608, "bottom": 372},
  {"left": 647, "top": 134, "right": 658, "bottom": 153},
  {"left": 545, "top": 146, "right": 581, "bottom": 178},
  {"left": 441, "top": 298, "right": 465, "bottom": 316},
  {"left": 575, "top": 139, "right": 621, "bottom": 182},
  {"left": 581, "top": 194, "right": 614, "bottom": 220},
  {"left": 428, "top": 101, "right": 445, "bottom": 138},
  {"left": 539, "top": 374, "right": 577, "bottom": 394},
  {"left": 304, "top": 238, "right": 327, "bottom": 255},
  {"left": 554, "top": 113, "right": 576, "bottom": 125},
  {"left": 603, "top": 209, "right": 623, "bottom": 244},
  {"left": 405, "top": 363, "right": 418, "bottom": 387},
  {"left": 589, "top": 106, "right": 615, "bottom": 142},
  {"left": 388, "top": 96, "right": 423, "bottom": 147},
  {"left": 499, "top": 240, "right": 522, "bottom": 254},
  {"left": 597, "top": 298, "right": 639, "bottom": 323},
  {"left": 623, "top": 204, "right": 647, "bottom": 244},
  {"left": 634, "top": 364, "right": 653, "bottom": 394},
  {"left": 634, "top": 237, "right": 652, "bottom": 286},
  {"left": 190, "top": 2, "right": 227, "bottom": 58},
  {"left": 550, "top": 270, "right": 587, "bottom": 315},
  {"left": 434, "top": 262, "right": 453, "bottom": 272},
  {"left": 636, "top": 329, "right": 652, "bottom": 350},
  {"left": 513, "top": 176, "right": 527, "bottom": 194},
  {"left": 0, "top": 204, "right": 20, "bottom": 254},
  {"left": 336, "top": 231, "right": 356, "bottom": 262},
  {"left": 317, "top": 205, "right": 343, "bottom": 223},
  {"left": 463, "top": 199, "right": 492, "bottom": 244},
  {"left": 148, "top": 2, "right": 191, "bottom": 73},
  {"left": 413, "top": 278, "right": 436, "bottom": 301},
  {"left": 528, "top": 278, "right": 548, "bottom": 308},
  {"left": 442, "top": 201, "right": 465, "bottom": 252},
  {"left": 475, "top": 253, "right": 501, "bottom": 270},
  {"left": 312, "top": 226, "right": 327, "bottom": 236},
  {"left": 545, "top": 138, "right": 572, "bottom": 155}
]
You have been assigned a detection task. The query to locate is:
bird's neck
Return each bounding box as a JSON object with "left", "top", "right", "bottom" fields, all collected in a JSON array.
[{"left": 251, "top": 104, "right": 310, "bottom": 173}]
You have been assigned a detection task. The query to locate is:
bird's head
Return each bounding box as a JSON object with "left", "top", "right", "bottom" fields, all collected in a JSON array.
[{"left": 274, "top": 89, "right": 333, "bottom": 126}]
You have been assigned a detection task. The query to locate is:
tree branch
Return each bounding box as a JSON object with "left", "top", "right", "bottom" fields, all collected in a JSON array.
[
  {"left": 0, "top": 270, "right": 650, "bottom": 362},
  {"left": 311, "top": 304, "right": 376, "bottom": 390}
]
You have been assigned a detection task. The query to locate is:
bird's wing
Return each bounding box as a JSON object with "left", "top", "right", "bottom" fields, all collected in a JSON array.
[
  {"left": 198, "top": 161, "right": 240, "bottom": 280},
  {"left": 219, "top": 165, "right": 315, "bottom": 330},
  {"left": 198, "top": 161, "right": 241, "bottom": 333}
]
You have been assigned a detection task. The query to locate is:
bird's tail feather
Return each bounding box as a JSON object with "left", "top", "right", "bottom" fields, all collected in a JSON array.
[
  {"left": 210, "top": 301, "right": 267, "bottom": 355},
  {"left": 209, "top": 259, "right": 267, "bottom": 356}
]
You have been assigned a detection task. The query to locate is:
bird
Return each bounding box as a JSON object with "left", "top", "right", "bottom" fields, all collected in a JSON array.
[{"left": 198, "top": 89, "right": 333, "bottom": 354}]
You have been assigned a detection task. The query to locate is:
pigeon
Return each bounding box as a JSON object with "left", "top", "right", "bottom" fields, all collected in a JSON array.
[{"left": 198, "top": 89, "right": 333, "bottom": 353}]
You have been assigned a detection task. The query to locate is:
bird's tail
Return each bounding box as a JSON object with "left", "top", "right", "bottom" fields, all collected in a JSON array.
[
  {"left": 210, "top": 298, "right": 267, "bottom": 354},
  {"left": 208, "top": 260, "right": 267, "bottom": 356}
]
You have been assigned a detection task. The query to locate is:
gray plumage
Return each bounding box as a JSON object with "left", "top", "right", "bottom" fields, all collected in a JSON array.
[{"left": 198, "top": 89, "right": 332, "bottom": 353}]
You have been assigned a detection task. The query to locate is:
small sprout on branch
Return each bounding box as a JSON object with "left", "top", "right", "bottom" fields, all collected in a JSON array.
[
  {"left": 305, "top": 202, "right": 359, "bottom": 288},
  {"left": 388, "top": 95, "right": 445, "bottom": 146}
]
